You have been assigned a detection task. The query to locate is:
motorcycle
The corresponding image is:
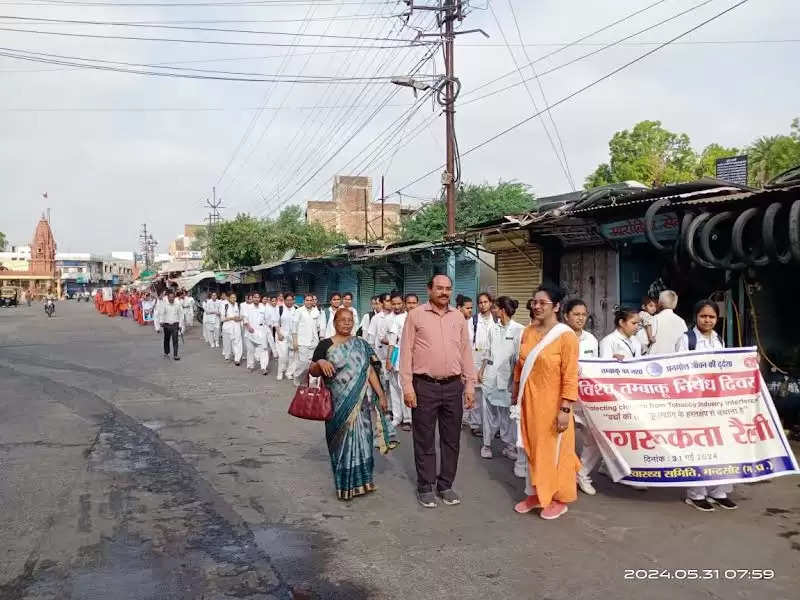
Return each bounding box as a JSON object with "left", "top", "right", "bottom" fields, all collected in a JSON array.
[{"left": 44, "top": 298, "right": 55, "bottom": 317}]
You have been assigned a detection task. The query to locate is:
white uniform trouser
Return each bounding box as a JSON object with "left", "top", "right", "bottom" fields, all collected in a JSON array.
[
  {"left": 222, "top": 324, "right": 243, "bottom": 362},
  {"left": 204, "top": 318, "right": 219, "bottom": 347},
  {"left": 294, "top": 345, "right": 315, "bottom": 383},
  {"left": 388, "top": 369, "right": 410, "bottom": 425},
  {"left": 576, "top": 425, "right": 602, "bottom": 484},
  {"left": 482, "top": 392, "right": 515, "bottom": 449},
  {"left": 183, "top": 309, "right": 193, "bottom": 329},
  {"left": 463, "top": 387, "right": 484, "bottom": 429},
  {"left": 245, "top": 331, "right": 270, "bottom": 370},
  {"left": 202, "top": 317, "right": 210, "bottom": 344},
  {"left": 687, "top": 484, "right": 733, "bottom": 500},
  {"left": 275, "top": 337, "right": 290, "bottom": 376}
]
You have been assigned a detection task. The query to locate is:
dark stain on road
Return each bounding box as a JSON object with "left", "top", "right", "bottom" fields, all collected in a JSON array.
[
  {"left": 765, "top": 507, "right": 792, "bottom": 515},
  {"left": 233, "top": 458, "right": 273, "bottom": 469},
  {"left": 77, "top": 494, "right": 92, "bottom": 533}
]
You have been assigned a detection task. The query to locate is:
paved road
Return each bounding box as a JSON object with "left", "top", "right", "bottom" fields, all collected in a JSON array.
[{"left": 1, "top": 301, "right": 799, "bottom": 600}]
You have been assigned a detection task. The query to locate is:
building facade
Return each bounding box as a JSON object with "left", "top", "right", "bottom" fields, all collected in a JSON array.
[
  {"left": 0, "top": 216, "right": 59, "bottom": 297},
  {"left": 306, "top": 175, "right": 402, "bottom": 242}
]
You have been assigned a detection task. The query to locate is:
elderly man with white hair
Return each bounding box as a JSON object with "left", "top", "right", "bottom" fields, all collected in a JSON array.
[{"left": 646, "top": 290, "right": 687, "bottom": 355}]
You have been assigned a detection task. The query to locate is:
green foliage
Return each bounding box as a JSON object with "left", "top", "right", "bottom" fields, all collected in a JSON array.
[
  {"left": 585, "top": 120, "right": 696, "bottom": 188},
  {"left": 695, "top": 143, "right": 739, "bottom": 178},
  {"left": 401, "top": 181, "right": 536, "bottom": 241},
  {"left": 587, "top": 118, "right": 800, "bottom": 189},
  {"left": 204, "top": 207, "right": 347, "bottom": 269},
  {"left": 746, "top": 135, "right": 800, "bottom": 186},
  {"left": 0, "top": 231, "right": 6, "bottom": 251}
]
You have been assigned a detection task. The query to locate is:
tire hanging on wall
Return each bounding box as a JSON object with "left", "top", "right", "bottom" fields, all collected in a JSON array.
[
  {"left": 732, "top": 207, "right": 769, "bottom": 267},
  {"left": 790, "top": 200, "right": 800, "bottom": 264},
  {"left": 762, "top": 202, "right": 793, "bottom": 265},
  {"left": 683, "top": 212, "right": 717, "bottom": 269},
  {"left": 644, "top": 198, "right": 672, "bottom": 252},
  {"left": 700, "top": 211, "right": 746, "bottom": 270}
]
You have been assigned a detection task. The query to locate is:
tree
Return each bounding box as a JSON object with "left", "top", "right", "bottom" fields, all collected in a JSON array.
[
  {"left": 585, "top": 120, "right": 697, "bottom": 188},
  {"left": 747, "top": 134, "right": 800, "bottom": 186},
  {"left": 400, "top": 181, "right": 536, "bottom": 241},
  {"left": 0, "top": 231, "right": 6, "bottom": 251},
  {"left": 695, "top": 143, "right": 740, "bottom": 178},
  {"left": 203, "top": 207, "right": 347, "bottom": 269}
]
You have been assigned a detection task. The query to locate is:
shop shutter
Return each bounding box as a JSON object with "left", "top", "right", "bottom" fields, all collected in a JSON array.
[
  {"left": 403, "top": 263, "right": 430, "bottom": 303},
  {"left": 560, "top": 247, "right": 618, "bottom": 336},
  {"left": 312, "top": 273, "right": 329, "bottom": 307},
  {"left": 373, "top": 269, "right": 398, "bottom": 298},
  {"left": 336, "top": 268, "right": 359, "bottom": 301},
  {"left": 358, "top": 271, "right": 375, "bottom": 316},
  {"left": 294, "top": 273, "right": 311, "bottom": 300},
  {"left": 453, "top": 259, "right": 477, "bottom": 305},
  {"left": 496, "top": 246, "right": 542, "bottom": 326}
]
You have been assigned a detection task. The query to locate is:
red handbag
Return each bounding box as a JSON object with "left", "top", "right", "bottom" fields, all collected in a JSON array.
[{"left": 288, "top": 375, "right": 333, "bottom": 421}]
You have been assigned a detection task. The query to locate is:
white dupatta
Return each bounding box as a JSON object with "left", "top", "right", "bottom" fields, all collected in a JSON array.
[{"left": 512, "top": 323, "right": 573, "bottom": 451}]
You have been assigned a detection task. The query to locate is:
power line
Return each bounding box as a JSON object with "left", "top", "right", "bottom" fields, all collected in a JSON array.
[
  {"left": 0, "top": 13, "right": 403, "bottom": 25},
  {"left": 387, "top": 0, "right": 752, "bottom": 198},
  {"left": 0, "top": 14, "right": 424, "bottom": 42},
  {"left": 460, "top": 0, "right": 718, "bottom": 107},
  {"left": 487, "top": 0, "right": 573, "bottom": 190},
  {"left": 506, "top": 0, "right": 574, "bottom": 190},
  {"left": 0, "top": 26, "right": 432, "bottom": 49},
  {"left": 0, "top": 0, "right": 394, "bottom": 6}
]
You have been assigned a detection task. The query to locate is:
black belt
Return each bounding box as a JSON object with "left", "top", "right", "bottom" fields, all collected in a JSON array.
[{"left": 413, "top": 374, "right": 461, "bottom": 385}]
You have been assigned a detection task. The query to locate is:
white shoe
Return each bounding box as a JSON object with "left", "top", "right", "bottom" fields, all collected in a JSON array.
[
  {"left": 276, "top": 373, "right": 283, "bottom": 381},
  {"left": 502, "top": 446, "right": 518, "bottom": 461},
  {"left": 513, "top": 462, "right": 527, "bottom": 478},
  {"left": 578, "top": 478, "right": 597, "bottom": 496},
  {"left": 480, "top": 446, "right": 493, "bottom": 459}
]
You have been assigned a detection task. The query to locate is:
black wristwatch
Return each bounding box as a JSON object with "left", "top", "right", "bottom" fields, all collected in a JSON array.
[{"left": 559, "top": 406, "right": 571, "bottom": 414}]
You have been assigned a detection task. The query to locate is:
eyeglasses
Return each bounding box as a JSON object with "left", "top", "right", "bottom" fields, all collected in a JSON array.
[{"left": 531, "top": 300, "right": 553, "bottom": 307}]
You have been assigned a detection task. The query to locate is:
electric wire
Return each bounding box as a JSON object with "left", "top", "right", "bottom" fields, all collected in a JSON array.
[{"left": 387, "top": 0, "right": 752, "bottom": 199}]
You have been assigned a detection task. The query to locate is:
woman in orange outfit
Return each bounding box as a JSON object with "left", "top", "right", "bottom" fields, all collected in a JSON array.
[{"left": 512, "top": 284, "right": 580, "bottom": 520}]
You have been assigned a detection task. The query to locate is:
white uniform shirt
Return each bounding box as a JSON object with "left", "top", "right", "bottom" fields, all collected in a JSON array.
[
  {"left": 221, "top": 302, "right": 241, "bottom": 331},
  {"left": 484, "top": 320, "right": 524, "bottom": 393},
  {"left": 577, "top": 330, "right": 600, "bottom": 359},
  {"left": 387, "top": 311, "right": 407, "bottom": 366},
  {"left": 367, "top": 311, "right": 393, "bottom": 359},
  {"left": 599, "top": 330, "right": 642, "bottom": 359},
  {"left": 323, "top": 306, "right": 339, "bottom": 338},
  {"left": 156, "top": 300, "right": 184, "bottom": 325},
  {"left": 274, "top": 304, "right": 294, "bottom": 340},
  {"left": 470, "top": 313, "right": 494, "bottom": 375},
  {"left": 293, "top": 306, "right": 319, "bottom": 347},
  {"left": 203, "top": 299, "right": 221, "bottom": 322},
  {"left": 244, "top": 304, "right": 269, "bottom": 344},
  {"left": 359, "top": 311, "right": 373, "bottom": 338},
  {"left": 674, "top": 327, "right": 724, "bottom": 352},
  {"left": 648, "top": 308, "right": 688, "bottom": 355}
]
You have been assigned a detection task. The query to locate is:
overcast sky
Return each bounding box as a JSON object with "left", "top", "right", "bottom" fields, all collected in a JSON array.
[{"left": 1, "top": 0, "right": 797, "bottom": 253}]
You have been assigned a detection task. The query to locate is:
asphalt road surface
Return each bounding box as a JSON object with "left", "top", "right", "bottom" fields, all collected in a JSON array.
[{"left": 1, "top": 301, "right": 799, "bottom": 600}]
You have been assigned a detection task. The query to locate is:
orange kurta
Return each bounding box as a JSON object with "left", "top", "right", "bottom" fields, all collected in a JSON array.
[{"left": 514, "top": 326, "right": 580, "bottom": 506}]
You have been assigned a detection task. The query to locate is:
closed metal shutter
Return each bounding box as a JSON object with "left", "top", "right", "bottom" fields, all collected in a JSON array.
[
  {"left": 373, "top": 269, "right": 398, "bottom": 298},
  {"left": 294, "top": 274, "right": 311, "bottom": 300},
  {"left": 403, "top": 264, "right": 430, "bottom": 303},
  {"left": 453, "top": 259, "right": 477, "bottom": 305},
  {"left": 560, "top": 247, "right": 618, "bottom": 336},
  {"left": 312, "top": 274, "right": 329, "bottom": 307},
  {"left": 496, "top": 246, "right": 542, "bottom": 326},
  {"left": 336, "top": 268, "right": 359, "bottom": 300},
  {"left": 358, "top": 271, "right": 375, "bottom": 317}
]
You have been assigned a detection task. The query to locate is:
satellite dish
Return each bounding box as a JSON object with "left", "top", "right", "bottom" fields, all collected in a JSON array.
[{"left": 280, "top": 249, "right": 296, "bottom": 262}]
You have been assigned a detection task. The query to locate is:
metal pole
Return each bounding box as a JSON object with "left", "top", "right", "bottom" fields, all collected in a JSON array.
[
  {"left": 381, "top": 174, "right": 385, "bottom": 240},
  {"left": 444, "top": 0, "right": 456, "bottom": 237},
  {"left": 364, "top": 188, "right": 369, "bottom": 243}
]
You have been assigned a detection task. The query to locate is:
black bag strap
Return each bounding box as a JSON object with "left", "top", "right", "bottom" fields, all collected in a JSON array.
[
  {"left": 472, "top": 313, "right": 479, "bottom": 343},
  {"left": 686, "top": 329, "right": 697, "bottom": 352}
]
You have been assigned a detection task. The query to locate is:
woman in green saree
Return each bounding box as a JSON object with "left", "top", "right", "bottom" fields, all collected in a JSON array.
[{"left": 309, "top": 308, "right": 394, "bottom": 500}]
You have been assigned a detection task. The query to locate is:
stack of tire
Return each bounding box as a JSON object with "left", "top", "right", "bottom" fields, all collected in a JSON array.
[{"left": 645, "top": 198, "right": 800, "bottom": 270}]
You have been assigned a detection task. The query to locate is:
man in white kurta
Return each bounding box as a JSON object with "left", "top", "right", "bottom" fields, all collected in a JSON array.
[
  {"left": 647, "top": 290, "right": 687, "bottom": 355},
  {"left": 182, "top": 292, "right": 195, "bottom": 330},
  {"left": 273, "top": 296, "right": 294, "bottom": 380},
  {"left": 220, "top": 293, "right": 243, "bottom": 364},
  {"left": 243, "top": 293, "right": 270, "bottom": 374},
  {"left": 323, "top": 292, "right": 342, "bottom": 338},
  {"left": 292, "top": 295, "right": 319, "bottom": 384},
  {"left": 203, "top": 293, "right": 221, "bottom": 348}
]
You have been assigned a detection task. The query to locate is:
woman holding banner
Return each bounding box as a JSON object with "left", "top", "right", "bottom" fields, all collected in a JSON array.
[
  {"left": 676, "top": 300, "right": 737, "bottom": 511},
  {"left": 512, "top": 285, "right": 580, "bottom": 520}
]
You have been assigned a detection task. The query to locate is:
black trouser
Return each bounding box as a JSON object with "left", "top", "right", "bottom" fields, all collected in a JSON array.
[
  {"left": 162, "top": 322, "right": 180, "bottom": 357},
  {"left": 411, "top": 376, "right": 464, "bottom": 493}
]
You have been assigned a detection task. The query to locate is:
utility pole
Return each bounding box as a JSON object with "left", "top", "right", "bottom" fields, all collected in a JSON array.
[
  {"left": 443, "top": 0, "right": 458, "bottom": 237},
  {"left": 139, "top": 223, "right": 156, "bottom": 269},
  {"left": 204, "top": 186, "right": 224, "bottom": 267},
  {"left": 363, "top": 188, "right": 369, "bottom": 244},
  {"left": 380, "top": 174, "right": 385, "bottom": 240},
  {"left": 400, "top": 1, "right": 480, "bottom": 236}
]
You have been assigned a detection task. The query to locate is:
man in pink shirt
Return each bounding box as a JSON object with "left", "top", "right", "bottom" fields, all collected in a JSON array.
[{"left": 400, "top": 274, "right": 475, "bottom": 508}]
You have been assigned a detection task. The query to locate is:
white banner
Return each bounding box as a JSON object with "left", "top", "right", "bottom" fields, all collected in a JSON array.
[{"left": 578, "top": 347, "right": 799, "bottom": 487}]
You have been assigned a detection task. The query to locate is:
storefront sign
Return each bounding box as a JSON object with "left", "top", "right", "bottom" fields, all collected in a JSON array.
[
  {"left": 600, "top": 212, "right": 679, "bottom": 243},
  {"left": 578, "top": 348, "right": 799, "bottom": 486}
]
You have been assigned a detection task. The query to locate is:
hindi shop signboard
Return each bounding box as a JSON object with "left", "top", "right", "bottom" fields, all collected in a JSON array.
[
  {"left": 578, "top": 348, "right": 799, "bottom": 487},
  {"left": 599, "top": 212, "right": 679, "bottom": 244},
  {"left": 715, "top": 155, "right": 748, "bottom": 186}
]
